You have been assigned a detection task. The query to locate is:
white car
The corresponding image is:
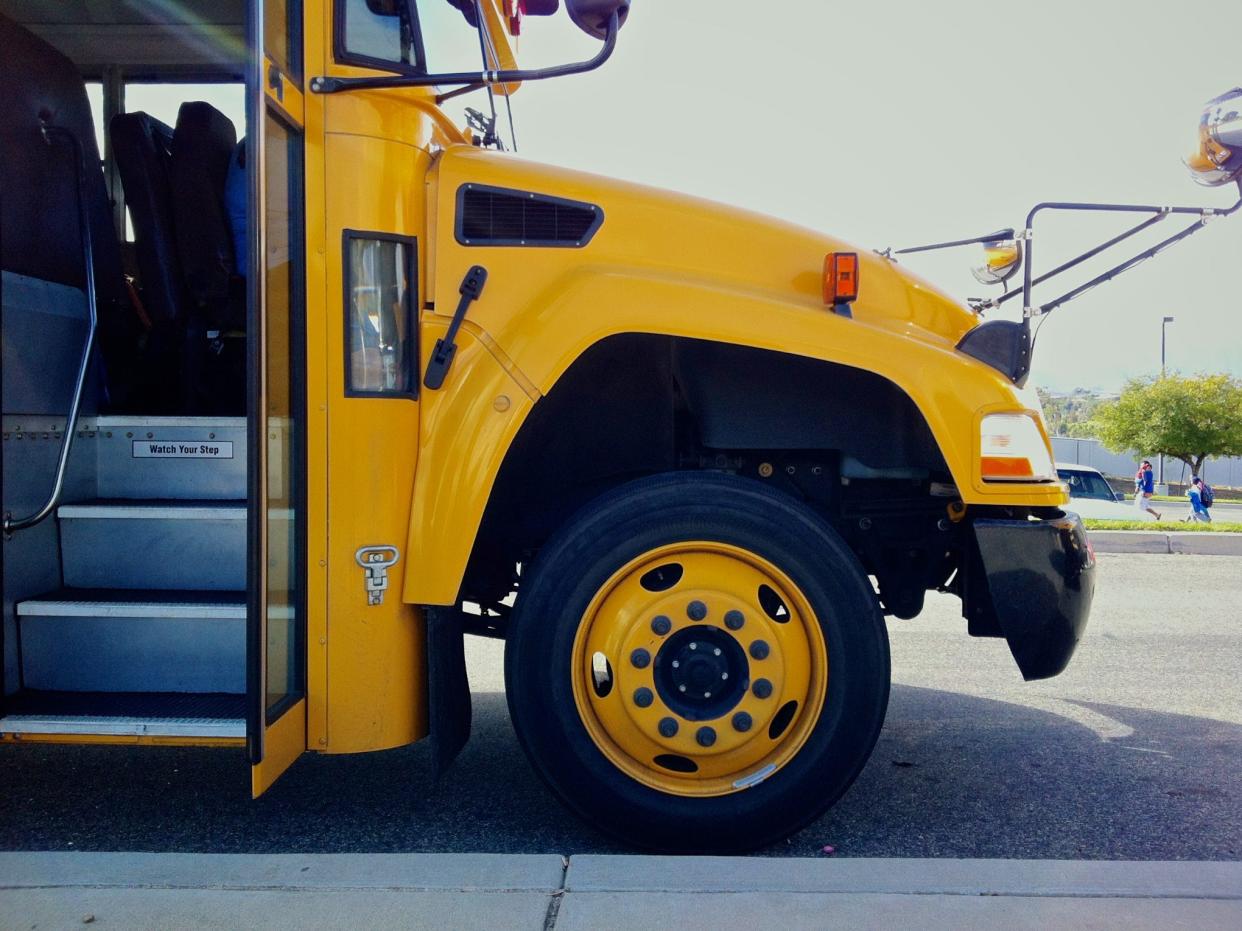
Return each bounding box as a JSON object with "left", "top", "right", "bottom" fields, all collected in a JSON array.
[{"left": 1056, "top": 463, "right": 1156, "bottom": 521}]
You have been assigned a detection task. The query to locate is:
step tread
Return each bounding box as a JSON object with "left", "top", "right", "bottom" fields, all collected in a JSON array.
[
  {"left": 0, "top": 691, "right": 245, "bottom": 738},
  {"left": 83, "top": 415, "right": 247, "bottom": 429},
  {"left": 17, "top": 588, "right": 246, "bottom": 618},
  {"left": 58, "top": 499, "right": 247, "bottom": 520}
]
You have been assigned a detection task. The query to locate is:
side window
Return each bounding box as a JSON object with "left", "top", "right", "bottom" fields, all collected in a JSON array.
[
  {"left": 337, "top": 0, "right": 418, "bottom": 72},
  {"left": 345, "top": 233, "right": 416, "bottom": 397}
]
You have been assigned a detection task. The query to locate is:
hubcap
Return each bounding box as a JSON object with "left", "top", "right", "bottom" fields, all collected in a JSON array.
[{"left": 570, "top": 541, "right": 829, "bottom": 798}]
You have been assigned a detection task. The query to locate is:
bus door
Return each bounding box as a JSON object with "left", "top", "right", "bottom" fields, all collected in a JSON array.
[{"left": 248, "top": 0, "right": 308, "bottom": 795}]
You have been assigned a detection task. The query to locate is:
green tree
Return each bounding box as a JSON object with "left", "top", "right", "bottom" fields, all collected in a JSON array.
[{"left": 1084, "top": 374, "right": 1242, "bottom": 478}]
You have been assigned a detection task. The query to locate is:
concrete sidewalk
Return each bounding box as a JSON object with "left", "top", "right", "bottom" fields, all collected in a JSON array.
[
  {"left": 1088, "top": 529, "right": 1242, "bottom": 555},
  {"left": 2, "top": 853, "right": 1240, "bottom": 930}
]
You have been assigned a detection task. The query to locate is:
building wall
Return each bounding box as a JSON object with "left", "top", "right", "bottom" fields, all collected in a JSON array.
[{"left": 1051, "top": 436, "right": 1242, "bottom": 488}]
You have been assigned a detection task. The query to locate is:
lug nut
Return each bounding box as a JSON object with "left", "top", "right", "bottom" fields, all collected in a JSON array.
[
  {"left": 724, "top": 610, "right": 745, "bottom": 630},
  {"left": 696, "top": 726, "right": 717, "bottom": 747},
  {"left": 689, "top": 642, "right": 697, "bottom": 650},
  {"left": 753, "top": 678, "right": 773, "bottom": 699},
  {"left": 630, "top": 648, "right": 651, "bottom": 669},
  {"left": 687, "top": 600, "right": 707, "bottom": 621},
  {"left": 658, "top": 717, "right": 679, "bottom": 738},
  {"left": 749, "top": 640, "right": 770, "bottom": 660},
  {"left": 651, "top": 615, "right": 672, "bottom": 635},
  {"left": 672, "top": 660, "right": 681, "bottom": 668},
  {"left": 713, "top": 648, "right": 721, "bottom": 657},
  {"left": 732, "top": 711, "right": 753, "bottom": 732},
  {"left": 633, "top": 687, "right": 654, "bottom": 708}
]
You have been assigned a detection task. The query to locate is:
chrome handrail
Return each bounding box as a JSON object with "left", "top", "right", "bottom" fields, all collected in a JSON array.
[{"left": 3, "top": 125, "right": 99, "bottom": 535}]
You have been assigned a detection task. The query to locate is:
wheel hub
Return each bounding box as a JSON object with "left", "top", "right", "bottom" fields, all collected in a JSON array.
[
  {"left": 653, "top": 626, "right": 748, "bottom": 721},
  {"left": 571, "top": 541, "right": 828, "bottom": 797}
]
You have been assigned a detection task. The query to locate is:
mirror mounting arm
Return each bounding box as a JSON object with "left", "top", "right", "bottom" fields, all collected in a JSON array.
[{"left": 310, "top": 11, "right": 619, "bottom": 96}]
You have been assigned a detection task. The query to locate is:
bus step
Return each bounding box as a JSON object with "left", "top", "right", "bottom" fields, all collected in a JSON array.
[
  {"left": 16, "top": 590, "right": 246, "bottom": 693},
  {"left": 84, "top": 415, "right": 246, "bottom": 500},
  {"left": 59, "top": 500, "right": 246, "bottom": 590},
  {"left": 0, "top": 690, "right": 244, "bottom": 739}
]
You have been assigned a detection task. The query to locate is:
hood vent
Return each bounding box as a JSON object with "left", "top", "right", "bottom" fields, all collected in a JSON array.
[{"left": 456, "top": 184, "right": 603, "bottom": 247}]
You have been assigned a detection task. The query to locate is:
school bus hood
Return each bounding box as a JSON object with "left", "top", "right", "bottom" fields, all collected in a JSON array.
[{"left": 433, "top": 146, "right": 980, "bottom": 348}]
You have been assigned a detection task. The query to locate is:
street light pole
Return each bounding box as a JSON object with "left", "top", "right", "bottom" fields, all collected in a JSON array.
[{"left": 1159, "top": 316, "right": 1174, "bottom": 486}]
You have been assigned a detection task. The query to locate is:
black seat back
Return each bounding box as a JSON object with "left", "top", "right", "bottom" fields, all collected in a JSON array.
[
  {"left": 0, "top": 12, "right": 137, "bottom": 408},
  {"left": 169, "top": 101, "right": 237, "bottom": 328},
  {"left": 110, "top": 111, "right": 184, "bottom": 325}
]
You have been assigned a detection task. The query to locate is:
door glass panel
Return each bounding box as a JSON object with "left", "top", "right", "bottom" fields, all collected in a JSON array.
[
  {"left": 264, "top": 111, "right": 304, "bottom": 716},
  {"left": 265, "top": 0, "right": 302, "bottom": 82}
]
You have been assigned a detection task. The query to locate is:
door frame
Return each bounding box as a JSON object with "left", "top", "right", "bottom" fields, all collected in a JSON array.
[{"left": 246, "top": 0, "right": 309, "bottom": 792}]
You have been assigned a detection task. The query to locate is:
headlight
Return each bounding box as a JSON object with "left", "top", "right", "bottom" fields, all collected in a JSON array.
[
  {"left": 980, "top": 413, "right": 1056, "bottom": 482},
  {"left": 1186, "top": 87, "right": 1242, "bottom": 187}
]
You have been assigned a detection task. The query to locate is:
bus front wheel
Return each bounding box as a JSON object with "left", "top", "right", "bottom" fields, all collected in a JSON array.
[{"left": 504, "top": 472, "right": 890, "bottom": 852}]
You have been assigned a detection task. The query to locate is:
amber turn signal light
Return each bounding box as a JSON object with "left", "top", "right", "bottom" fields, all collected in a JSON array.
[{"left": 823, "top": 252, "right": 859, "bottom": 305}]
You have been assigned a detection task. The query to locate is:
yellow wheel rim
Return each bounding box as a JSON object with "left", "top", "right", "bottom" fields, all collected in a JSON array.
[{"left": 571, "top": 541, "right": 829, "bottom": 797}]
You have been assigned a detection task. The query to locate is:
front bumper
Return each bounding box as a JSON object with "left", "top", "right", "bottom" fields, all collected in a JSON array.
[{"left": 972, "top": 512, "right": 1096, "bottom": 680}]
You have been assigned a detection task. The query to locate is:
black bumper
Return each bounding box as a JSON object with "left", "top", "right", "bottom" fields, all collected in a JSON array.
[{"left": 972, "top": 512, "right": 1096, "bottom": 681}]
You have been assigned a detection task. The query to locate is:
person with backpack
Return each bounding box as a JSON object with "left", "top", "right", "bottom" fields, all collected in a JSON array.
[{"left": 1186, "top": 476, "right": 1213, "bottom": 523}]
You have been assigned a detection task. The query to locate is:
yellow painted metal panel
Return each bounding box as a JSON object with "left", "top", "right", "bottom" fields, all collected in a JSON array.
[
  {"left": 321, "top": 129, "right": 429, "bottom": 753},
  {"left": 304, "top": 0, "right": 331, "bottom": 752},
  {"left": 252, "top": 698, "right": 307, "bottom": 796},
  {"left": 401, "top": 146, "right": 1065, "bottom": 605}
]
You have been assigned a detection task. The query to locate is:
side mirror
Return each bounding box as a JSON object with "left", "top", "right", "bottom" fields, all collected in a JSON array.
[
  {"left": 1115, "top": 490, "right": 1126, "bottom": 503},
  {"left": 566, "top": 0, "right": 630, "bottom": 39},
  {"left": 971, "top": 238, "right": 1023, "bottom": 286}
]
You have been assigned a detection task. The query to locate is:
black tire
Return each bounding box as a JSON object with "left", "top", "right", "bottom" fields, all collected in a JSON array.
[{"left": 504, "top": 471, "right": 890, "bottom": 852}]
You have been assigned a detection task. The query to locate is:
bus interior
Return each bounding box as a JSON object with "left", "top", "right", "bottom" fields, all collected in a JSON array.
[{"left": 1, "top": 1, "right": 257, "bottom": 742}]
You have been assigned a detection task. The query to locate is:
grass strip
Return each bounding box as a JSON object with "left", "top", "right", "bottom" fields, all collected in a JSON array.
[{"left": 1083, "top": 519, "right": 1242, "bottom": 533}]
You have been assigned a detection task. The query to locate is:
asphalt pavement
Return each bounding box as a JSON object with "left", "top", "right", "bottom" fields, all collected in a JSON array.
[{"left": 1, "top": 553, "right": 1239, "bottom": 860}]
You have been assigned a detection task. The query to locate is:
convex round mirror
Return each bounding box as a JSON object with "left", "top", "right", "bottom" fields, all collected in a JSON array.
[
  {"left": 971, "top": 238, "right": 1023, "bottom": 286},
  {"left": 566, "top": 0, "right": 631, "bottom": 39}
]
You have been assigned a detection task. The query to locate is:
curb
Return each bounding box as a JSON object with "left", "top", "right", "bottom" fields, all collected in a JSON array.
[
  {"left": 2, "top": 853, "right": 1241, "bottom": 899},
  {"left": 1088, "top": 530, "right": 1242, "bottom": 556}
]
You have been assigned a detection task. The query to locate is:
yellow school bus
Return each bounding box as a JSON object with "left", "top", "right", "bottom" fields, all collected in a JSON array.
[{"left": 3, "top": 0, "right": 1236, "bottom": 851}]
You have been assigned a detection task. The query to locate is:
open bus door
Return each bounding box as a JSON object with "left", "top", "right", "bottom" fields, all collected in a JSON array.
[{"left": 248, "top": 0, "right": 308, "bottom": 795}]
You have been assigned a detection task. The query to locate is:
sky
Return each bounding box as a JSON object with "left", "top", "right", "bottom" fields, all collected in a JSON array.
[{"left": 489, "top": 0, "right": 1242, "bottom": 393}]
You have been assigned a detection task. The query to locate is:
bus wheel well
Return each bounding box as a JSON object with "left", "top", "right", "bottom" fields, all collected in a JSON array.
[{"left": 460, "top": 334, "right": 950, "bottom": 612}]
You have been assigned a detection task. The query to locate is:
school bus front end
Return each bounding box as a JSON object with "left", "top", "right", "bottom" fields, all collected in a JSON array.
[{"left": 0, "top": 0, "right": 1105, "bottom": 852}]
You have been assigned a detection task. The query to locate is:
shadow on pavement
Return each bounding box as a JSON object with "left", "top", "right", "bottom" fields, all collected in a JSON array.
[{"left": 1, "top": 686, "right": 1239, "bottom": 859}]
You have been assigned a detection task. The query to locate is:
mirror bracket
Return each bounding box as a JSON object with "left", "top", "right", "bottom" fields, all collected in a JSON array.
[{"left": 310, "top": 11, "right": 620, "bottom": 95}]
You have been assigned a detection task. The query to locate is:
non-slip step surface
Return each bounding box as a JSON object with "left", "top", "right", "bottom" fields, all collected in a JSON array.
[
  {"left": 57, "top": 499, "right": 247, "bottom": 519},
  {"left": 0, "top": 690, "right": 245, "bottom": 738},
  {"left": 18, "top": 588, "right": 246, "bottom": 617}
]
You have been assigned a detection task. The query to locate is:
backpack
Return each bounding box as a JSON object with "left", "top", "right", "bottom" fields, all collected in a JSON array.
[{"left": 1200, "top": 482, "right": 1214, "bottom": 508}]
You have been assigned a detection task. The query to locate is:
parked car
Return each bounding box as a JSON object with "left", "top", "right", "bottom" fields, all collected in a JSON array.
[{"left": 1057, "top": 463, "right": 1155, "bottom": 520}]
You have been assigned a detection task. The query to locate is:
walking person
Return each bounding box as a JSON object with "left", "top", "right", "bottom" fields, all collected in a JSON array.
[
  {"left": 1133, "top": 459, "right": 1162, "bottom": 520},
  {"left": 1186, "top": 476, "right": 1213, "bottom": 523}
]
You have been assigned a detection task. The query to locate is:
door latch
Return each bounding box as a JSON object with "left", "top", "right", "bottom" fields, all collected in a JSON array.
[{"left": 355, "top": 545, "right": 400, "bottom": 606}]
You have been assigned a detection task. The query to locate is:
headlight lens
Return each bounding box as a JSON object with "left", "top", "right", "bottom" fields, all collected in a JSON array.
[{"left": 980, "top": 413, "right": 1056, "bottom": 482}]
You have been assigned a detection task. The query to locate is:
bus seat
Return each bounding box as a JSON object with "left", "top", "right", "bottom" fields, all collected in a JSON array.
[
  {"left": 170, "top": 101, "right": 241, "bottom": 330},
  {"left": 0, "top": 12, "right": 137, "bottom": 407},
  {"left": 110, "top": 112, "right": 184, "bottom": 325}
]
